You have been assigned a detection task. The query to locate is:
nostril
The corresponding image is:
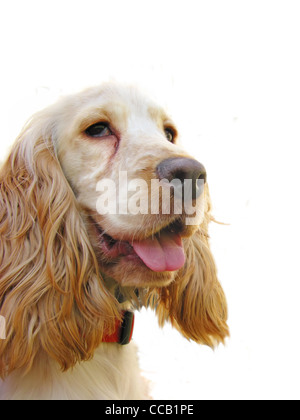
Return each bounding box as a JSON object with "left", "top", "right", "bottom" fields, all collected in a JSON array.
[
  {"left": 156, "top": 157, "right": 206, "bottom": 201},
  {"left": 197, "top": 169, "right": 207, "bottom": 183},
  {"left": 172, "top": 170, "right": 187, "bottom": 184}
]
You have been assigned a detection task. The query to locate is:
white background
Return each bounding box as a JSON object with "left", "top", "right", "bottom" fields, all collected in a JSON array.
[{"left": 1, "top": 0, "right": 300, "bottom": 400}]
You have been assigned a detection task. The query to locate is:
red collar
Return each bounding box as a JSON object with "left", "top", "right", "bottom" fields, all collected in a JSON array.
[{"left": 102, "top": 311, "right": 134, "bottom": 345}]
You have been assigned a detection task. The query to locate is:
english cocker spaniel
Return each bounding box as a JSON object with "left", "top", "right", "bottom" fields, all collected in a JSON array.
[{"left": 0, "top": 83, "right": 229, "bottom": 400}]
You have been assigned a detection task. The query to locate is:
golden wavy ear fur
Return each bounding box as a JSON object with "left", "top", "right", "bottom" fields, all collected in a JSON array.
[
  {"left": 148, "top": 189, "right": 229, "bottom": 346},
  {"left": 0, "top": 113, "right": 120, "bottom": 377}
]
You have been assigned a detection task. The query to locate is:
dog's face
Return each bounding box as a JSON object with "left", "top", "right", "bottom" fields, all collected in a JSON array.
[{"left": 55, "top": 84, "right": 206, "bottom": 288}]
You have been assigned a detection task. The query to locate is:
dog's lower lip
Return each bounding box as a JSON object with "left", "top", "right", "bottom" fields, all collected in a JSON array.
[{"left": 97, "top": 230, "right": 135, "bottom": 258}]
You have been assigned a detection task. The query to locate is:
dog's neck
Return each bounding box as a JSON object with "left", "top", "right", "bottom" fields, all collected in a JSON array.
[
  {"left": 100, "top": 273, "right": 136, "bottom": 345},
  {"left": 101, "top": 272, "right": 143, "bottom": 308}
]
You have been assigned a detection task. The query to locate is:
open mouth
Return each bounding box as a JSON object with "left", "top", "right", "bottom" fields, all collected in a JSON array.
[{"left": 94, "top": 219, "right": 186, "bottom": 272}]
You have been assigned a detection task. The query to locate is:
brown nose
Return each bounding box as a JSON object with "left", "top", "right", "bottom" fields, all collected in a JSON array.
[{"left": 156, "top": 157, "right": 206, "bottom": 200}]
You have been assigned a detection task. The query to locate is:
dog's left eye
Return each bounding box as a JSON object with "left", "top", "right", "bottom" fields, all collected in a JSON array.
[{"left": 85, "top": 123, "right": 112, "bottom": 138}]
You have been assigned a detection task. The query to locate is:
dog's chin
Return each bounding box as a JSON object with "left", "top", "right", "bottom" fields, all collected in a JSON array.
[{"left": 99, "top": 257, "right": 177, "bottom": 287}]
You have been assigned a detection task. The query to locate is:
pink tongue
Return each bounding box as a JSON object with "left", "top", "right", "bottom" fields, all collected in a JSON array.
[{"left": 132, "top": 232, "right": 185, "bottom": 272}]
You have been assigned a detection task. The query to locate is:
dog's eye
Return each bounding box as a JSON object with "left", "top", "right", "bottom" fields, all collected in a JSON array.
[
  {"left": 164, "top": 127, "right": 175, "bottom": 143},
  {"left": 85, "top": 123, "right": 112, "bottom": 138}
]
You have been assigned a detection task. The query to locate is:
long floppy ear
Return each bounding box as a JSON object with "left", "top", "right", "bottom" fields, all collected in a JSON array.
[
  {"left": 148, "top": 187, "right": 229, "bottom": 347},
  {"left": 0, "top": 111, "right": 120, "bottom": 377}
]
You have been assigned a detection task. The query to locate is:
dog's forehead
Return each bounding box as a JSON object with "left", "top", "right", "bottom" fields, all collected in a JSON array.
[{"left": 79, "top": 84, "right": 168, "bottom": 123}]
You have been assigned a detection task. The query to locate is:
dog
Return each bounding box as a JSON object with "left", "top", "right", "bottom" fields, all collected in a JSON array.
[{"left": 0, "top": 83, "right": 228, "bottom": 399}]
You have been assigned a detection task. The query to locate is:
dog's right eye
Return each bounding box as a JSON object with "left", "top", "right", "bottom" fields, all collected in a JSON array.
[{"left": 85, "top": 123, "right": 112, "bottom": 138}]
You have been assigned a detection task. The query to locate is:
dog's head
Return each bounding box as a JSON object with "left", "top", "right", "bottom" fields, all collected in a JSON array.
[{"left": 55, "top": 84, "right": 207, "bottom": 288}]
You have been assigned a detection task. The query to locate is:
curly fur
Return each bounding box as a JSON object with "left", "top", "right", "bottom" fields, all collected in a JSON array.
[{"left": 0, "top": 83, "right": 228, "bottom": 399}]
